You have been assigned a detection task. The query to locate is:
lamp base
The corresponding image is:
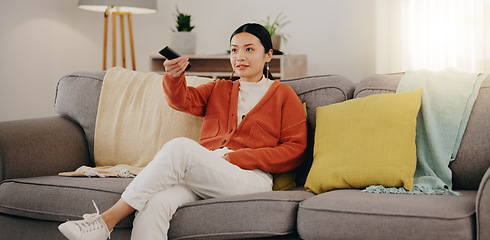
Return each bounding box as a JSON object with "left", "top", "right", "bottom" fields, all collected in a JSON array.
[{"left": 103, "top": 7, "right": 136, "bottom": 70}]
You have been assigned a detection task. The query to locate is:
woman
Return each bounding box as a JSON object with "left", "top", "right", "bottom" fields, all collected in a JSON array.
[{"left": 59, "top": 23, "right": 307, "bottom": 240}]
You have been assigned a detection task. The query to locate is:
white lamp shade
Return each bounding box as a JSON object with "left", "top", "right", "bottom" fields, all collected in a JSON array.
[{"left": 78, "top": 0, "right": 157, "bottom": 14}]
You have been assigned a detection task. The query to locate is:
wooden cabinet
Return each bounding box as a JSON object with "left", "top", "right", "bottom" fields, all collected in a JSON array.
[{"left": 151, "top": 54, "right": 307, "bottom": 80}]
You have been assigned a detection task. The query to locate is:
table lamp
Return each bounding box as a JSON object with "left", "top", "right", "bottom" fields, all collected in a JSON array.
[{"left": 78, "top": 0, "right": 157, "bottom": 70}]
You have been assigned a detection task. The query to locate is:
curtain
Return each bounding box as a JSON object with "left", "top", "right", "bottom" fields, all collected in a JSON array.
[{"left": 376, "top": 0, "right": 490, "bottom": 73}]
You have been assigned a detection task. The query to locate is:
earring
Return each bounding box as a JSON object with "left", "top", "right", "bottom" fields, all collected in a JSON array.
[{"left": 266, "top": 62, "right": 270, "bottom": 80}]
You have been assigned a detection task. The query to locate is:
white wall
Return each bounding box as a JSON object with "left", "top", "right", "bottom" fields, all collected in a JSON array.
[{"left": 0, "top": 0, "right": 376, "bottom": 122}]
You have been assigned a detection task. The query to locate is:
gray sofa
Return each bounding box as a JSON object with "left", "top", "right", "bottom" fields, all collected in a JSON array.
[{"left": 0, "top": 71, "right": 489, "bottom": 240}]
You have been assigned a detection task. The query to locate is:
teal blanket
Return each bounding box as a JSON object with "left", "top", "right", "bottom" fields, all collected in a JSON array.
[{"left": 364, "top": 69, "right": 488, "bottom": 195}]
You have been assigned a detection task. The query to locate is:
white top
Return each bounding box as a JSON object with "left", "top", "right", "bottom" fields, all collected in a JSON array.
[
  {"left": 237, "top": 76, "right": 274, "bottom": 127},
  {"left": 212, "top": 76, "right": 273, "bottom": 157}
]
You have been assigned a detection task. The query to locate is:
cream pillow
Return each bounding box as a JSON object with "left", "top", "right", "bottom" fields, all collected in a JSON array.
[
  {"left": 94, "top": 67, "right": 213, "bottom": 167},
  {"left": 304, "top": 88, "right": 423, "bottom": 194}
]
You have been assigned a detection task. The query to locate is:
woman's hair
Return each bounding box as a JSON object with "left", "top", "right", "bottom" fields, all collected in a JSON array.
[{"left": 230, "top": 23, "right": 274, "bottom": 80}]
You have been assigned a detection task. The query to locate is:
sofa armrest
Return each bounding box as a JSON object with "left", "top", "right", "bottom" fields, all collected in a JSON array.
[
  {"left": 0, "top": 116, "right": 91, "bottom": 181},
  {"left": 477, "top": 166, "right": 490, "bottom": 240}
]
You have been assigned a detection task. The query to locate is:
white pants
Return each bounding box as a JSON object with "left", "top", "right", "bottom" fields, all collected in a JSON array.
[{"left": 121, "top": 137, "right": 273, "bottom": 240}]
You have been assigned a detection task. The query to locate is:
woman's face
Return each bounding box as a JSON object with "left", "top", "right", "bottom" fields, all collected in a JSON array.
[{"left": 230, "top": 32, "right": 272, "bottom": 82}]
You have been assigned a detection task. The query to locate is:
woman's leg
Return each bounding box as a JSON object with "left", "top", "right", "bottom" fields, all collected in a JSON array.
[
  {"left": 100, "top": 199, "right": 135, "bottom": 231},
  {"left": 130, "top": 184, "right": 198, "bottom": 240},
  {"left": 120, "top": 137, "right": 203, "bottom": 211},
  {"left": 121, "top": 137, "right": 273, "bottom": 211},
  {"left": 58, "top": 137, "right": 196, "bottom": 240},
  {"left": 65, "top": 137, "right": 273, "bottom": 240},
  {"left": 95, "top": 137, "right": 197, "bottom": 231},
  {"left": 123, "top": 137, "right": 273, "bottom": 239}
]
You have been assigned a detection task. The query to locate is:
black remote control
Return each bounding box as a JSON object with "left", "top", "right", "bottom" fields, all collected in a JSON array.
[{"left": 159, "top": 46, "right": 191, "bottom": 71}]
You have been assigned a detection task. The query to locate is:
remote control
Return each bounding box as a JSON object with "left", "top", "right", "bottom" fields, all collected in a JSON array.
[{"left": 159, "top": 46, "right": 191, "bottom": 71}]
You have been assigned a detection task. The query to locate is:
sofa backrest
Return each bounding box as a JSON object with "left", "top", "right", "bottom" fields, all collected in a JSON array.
[
  {"left": 54, "top": 71, "right": 356, "bottom": 183},
  {"left": 54, "top": 70, "right": 489, "bottom": 191},
  {"left": 355, "top": 73, "right": 490, "bottom": 190}
]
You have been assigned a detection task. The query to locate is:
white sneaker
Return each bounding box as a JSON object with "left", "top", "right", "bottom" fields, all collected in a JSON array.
[{"left": 58, "top": 201, "right": 111, "bottom": 240}]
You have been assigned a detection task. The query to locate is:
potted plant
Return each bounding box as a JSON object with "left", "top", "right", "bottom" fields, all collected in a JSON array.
[
  {"left": 258, "top": 13, "right": 291, "bottom": 51},
  {"left": 170, "top": 7, "right": 196, "bottom": 55}
]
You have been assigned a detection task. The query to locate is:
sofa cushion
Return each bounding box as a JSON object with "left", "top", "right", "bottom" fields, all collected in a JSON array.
[
  {"left": 297, "top": 189, "right": 476, "bottom": 240},
  {"left": 0, "top": 176, "right": 134, "bottom": 228},
  {"left": 305, "top": 89, "right": 422, "bottom": 194},
  {"left": 355, "top": 73, "right": 490, "bottom": 190},
  {"left": 0, "top": 176, "right": 313, "bottom": 238},
  {"left": 282, "top": 75, "right": 355, "bottom": 185},
  {"left": 168, "top": 188, "right": 313, "bottom": 239},
  {"left": 0, "top": 214, "right": 133, "bottom": 240},
  {"left": 55, "top": 71, "right": 105, "bottom": 164}
]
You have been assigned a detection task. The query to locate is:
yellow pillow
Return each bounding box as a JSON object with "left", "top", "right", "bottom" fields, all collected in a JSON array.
[
  {"left": 304, "top": 89, "right": 423, "bottom": 194},
  {"left": 273, "top": 171, "right": 296, "bottom": 191}
]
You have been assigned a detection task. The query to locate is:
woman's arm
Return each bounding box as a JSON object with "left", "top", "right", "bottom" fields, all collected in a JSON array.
[
  {"left": 161, "top": 56, "right": 215, "bottom": 117},
  {"left": 229, "top": 123, "right": 307, "bottom": 173},
  {"left": 162, "top": 72, "right": 215, "bottom": 117},
  {"left": 163, "top": 56, "right": 189, "bottom": 78}
]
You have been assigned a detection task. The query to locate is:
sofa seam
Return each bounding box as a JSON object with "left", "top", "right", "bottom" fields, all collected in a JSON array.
[
  {"left": 0, "top": 205, "right": 83, "bottom": 221},
  {"left": 477, "top": 189, "right": 482, "bottom": 240},
  {"left": 171, "top": 230, "right": 297, "bottom": 240},
  {"left": 1, "top": 179, "right": 123, "bottom": 194},
  {"left": 298, "top": 204, "right": 475, "bottom": 221},
  {"left": 177, "top": 198, "right": 305, "bottom": 210},
  {"left": 298, "top": 86, "right": 349, "bottom": 101},
  {"left": 354, "top": 85, "right": 489, "bottom": 99},
  {"left": 354, "top": 87, "right": 395, "bottom": 98},
  {"left": 281, "top": 74, "right": 340, "bottom": 82},
  {"left": 476, "top": 169, "right": 490, "bottom": 240},
  {"left": 281, "top": 74, "right": 351, "bottom": 101},
  {"left": 62, "top": 73, "right": 104, "bottom": 82}
]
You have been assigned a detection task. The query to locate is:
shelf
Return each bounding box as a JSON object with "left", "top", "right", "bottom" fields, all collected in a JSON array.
[{"left": 151, "top": 54, "right": 307, "bottom": 80}]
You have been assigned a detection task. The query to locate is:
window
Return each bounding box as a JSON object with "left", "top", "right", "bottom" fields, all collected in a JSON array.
[{"left": 376, "top": 0, "right": 490, "bottom": 73}]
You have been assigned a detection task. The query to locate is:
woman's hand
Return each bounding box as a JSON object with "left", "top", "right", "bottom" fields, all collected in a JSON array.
[
  {"left": 163, "top": 56, "right": 190, "bottom": 78},
  {"left": 223, "top": 154, "right": 230, "bottom": 162}
]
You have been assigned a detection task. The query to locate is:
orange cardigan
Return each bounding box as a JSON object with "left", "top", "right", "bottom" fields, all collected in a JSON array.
[{"left": 162, "top": 73, "right": 307, "bottom": 173}]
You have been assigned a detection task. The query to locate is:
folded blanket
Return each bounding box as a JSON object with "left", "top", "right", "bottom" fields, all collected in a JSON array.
[
  {"left": 364, "top": 69, "right": 489, "bottom": 195},
  {"left": 59, "top": 164, "right": 142, "bottom": 178},
  {"left": 93, "top": 67, "right": 211, "bottom": 167},
  {"left": 59, "top": 67, "right": 213, "bottom": 177}
]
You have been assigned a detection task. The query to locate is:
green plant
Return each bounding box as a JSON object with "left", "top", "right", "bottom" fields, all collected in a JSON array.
[
  {"left": 173, "top": 7, "right": 194, "bottom": 32},
  {"left": 258, "top": 12, "right": 291, "bottom": 44}
]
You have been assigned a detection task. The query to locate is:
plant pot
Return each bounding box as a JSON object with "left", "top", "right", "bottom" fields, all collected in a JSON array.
[
  {"left": 271, "top": 35, "right": 282, "bottom": 51},
  {"left": 170, "top": 32, "right": 196, "bottom": 55}
]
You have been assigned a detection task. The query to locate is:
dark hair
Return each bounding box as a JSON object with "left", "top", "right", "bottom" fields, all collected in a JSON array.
[{"left": 230, "top": 23, "right": 274, "bottom": 80}]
